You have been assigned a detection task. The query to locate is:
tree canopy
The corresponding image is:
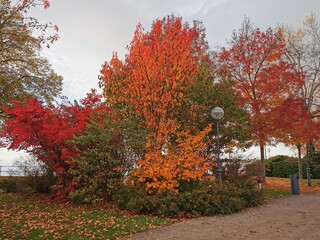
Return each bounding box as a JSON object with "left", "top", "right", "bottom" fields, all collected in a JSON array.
[
  {"left": 0, "top": 0, "right": 62, "bottom": 117},
  {"left": 217, "top": 18, "right": 305, "bottom": 182}
]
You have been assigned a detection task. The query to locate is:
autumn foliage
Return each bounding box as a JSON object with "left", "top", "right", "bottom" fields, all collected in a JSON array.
[
  {"left": 218, "top": 19, "right": 305, "bottom": 181},
  {"left": 100, "top": 16, "right": 212, "bottom": 192},
  {"left": 0, "top": 90, "right": 110, "bottom": 197},
  {"left": 264, "top": 177, "right": 320, "bottom": 194}
]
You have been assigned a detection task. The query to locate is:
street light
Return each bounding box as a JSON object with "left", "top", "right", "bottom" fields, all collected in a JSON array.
[{"left": 211, "top": 107, "right": 224, "bottom": 182}]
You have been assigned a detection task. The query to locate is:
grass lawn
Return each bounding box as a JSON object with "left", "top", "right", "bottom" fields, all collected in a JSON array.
[{"left": 0, "top": 193, "right": 172, "bottom": 239}]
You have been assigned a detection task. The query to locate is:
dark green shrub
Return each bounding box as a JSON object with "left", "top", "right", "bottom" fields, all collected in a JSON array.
[
  {"left": 69, "top": 113, "right": 147, "bottom": 204},
  {"left": 113, "top": 178, "right": 263, "bottom": 217},
  {"left": 178, "top": 179, "right": 202, "bottom": 193},
  {"left": 266, "top": 155, "right": 292, "bottom": 177},
  {"left": 271, "top": 160, "right": 298, "bottom": 178},
  {"left": 7, "top": 158, "right": 56, "bottom": 193},
  {"left": 0, "top": 177, "right": 18, "bottom": 193},
  {"left": 304, "top": 152, "right": 320, "bottom": 178}
]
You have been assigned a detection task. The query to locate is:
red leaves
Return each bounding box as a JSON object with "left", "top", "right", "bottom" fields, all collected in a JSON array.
[
  {"left": 43, "top": 0, "right": 50, "bottom": 9},
  {"left": 1, "top": 90, "right": 109, "bottom": 198},
  {"left": 271, "top": 97, "right": 318, "bottom": 145},
  {"left": 218, "top": 19, "right": 305, "bottom": 145}
]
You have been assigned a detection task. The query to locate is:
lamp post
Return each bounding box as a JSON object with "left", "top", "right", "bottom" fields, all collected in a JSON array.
[{"left": 211, "top": 107, "right": 224, "bottom": 182}]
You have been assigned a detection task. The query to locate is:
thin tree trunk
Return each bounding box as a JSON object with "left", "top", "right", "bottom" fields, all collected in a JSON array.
[
  {"left": 260, "top": 143, "right": 266, "bottom": 184},
  {"left": 297, "top": 144, "right": 303, "bottom": 180},
  {"left": 306, "top": 141, "right": 315, "bottom": 154}
]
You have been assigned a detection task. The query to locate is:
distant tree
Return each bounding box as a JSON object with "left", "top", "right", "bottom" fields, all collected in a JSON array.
[
  {"left": 217, "top": 18, "right": 304, "bottom": 183},
  {"left": 272, "top": 97, "right": 318, "bottom": 179},
  {"left": 282, "top": 12, "right": 320, "bottom": 152},
  {"left": 0, "top": 0, "right": 62, "bottom": 117}
]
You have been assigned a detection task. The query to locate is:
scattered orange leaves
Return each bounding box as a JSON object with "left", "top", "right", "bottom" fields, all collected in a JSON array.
[
  {"left": 264, "top": 177, "right": 320, "bottom": 194},
  {"left": 0, "top": 193, "right": 171, "bottom": 239}
]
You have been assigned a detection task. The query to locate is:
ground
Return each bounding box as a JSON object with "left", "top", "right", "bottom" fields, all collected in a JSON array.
[{"left": 122, "top": 193, "right": 320, "bottom": 240}]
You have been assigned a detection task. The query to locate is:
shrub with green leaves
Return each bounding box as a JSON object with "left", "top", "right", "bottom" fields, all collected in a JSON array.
[
  {"left": 113, "top": 177, "right": 263, "bottom": 217},
  {"left": 0, "top": 177, "right": 18, "bottom": 193},
  {"left": 0, "top": 158, "right": 56, "bottom": 194},
  {"left": 69, "top": 113, "right": 147, "bottom": 204},
  {"left": 305, "top": 152, "right": 320, "bottom": 178}
]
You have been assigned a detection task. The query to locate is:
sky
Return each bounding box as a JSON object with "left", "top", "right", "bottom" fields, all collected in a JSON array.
[{"left": 1, "top": 0, "right": 320, "bottom": 169}]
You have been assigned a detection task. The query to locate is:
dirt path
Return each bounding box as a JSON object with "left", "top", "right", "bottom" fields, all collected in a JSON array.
[{"left": 123, "top": 194, "right": 320, "bottom": 240}]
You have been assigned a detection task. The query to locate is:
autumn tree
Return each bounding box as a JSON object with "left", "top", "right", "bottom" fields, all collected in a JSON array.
[
  {"left": 272, "top": 97, "right": 318, "bottom": 179},
  {"left": 100, "top": 16, "right": 215, "bottom": 193},
  {"left": 0, "top": 0, "right": 62, "bottom": 117},
  {"left": 218, "top": 18, "right": 304, "bottom": 183},
  {"left": 0, "top": 90, "right": 109, "bottom": 198},
  {"left": 282, "top": 12, "right": 320, "bottom": 152}
]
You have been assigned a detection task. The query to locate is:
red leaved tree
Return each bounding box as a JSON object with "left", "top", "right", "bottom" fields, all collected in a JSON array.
[
  {"left": 272, "top": 97, "right": 319, "bottom": 179},
  {"left": 217, "top": 18, "right": 305, "bottom": 183},
  {"left": 100, "top": 16, "right": 212, "bottom": 193},
  {"left": 0, "top": 90, "right": 110, "bottom": 198}
]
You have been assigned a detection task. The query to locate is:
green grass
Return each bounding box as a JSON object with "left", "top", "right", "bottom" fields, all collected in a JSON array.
[
  {"left": 262, "top": 188, "right": 291, "bottom": 200},
  {"left": 309, "top": 178, "right": 320, "bottom": 186},
  {"left": 0, "top": 193, "right": 172, "bottom": 239}
]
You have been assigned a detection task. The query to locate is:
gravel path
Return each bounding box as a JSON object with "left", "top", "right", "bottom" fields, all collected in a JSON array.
[{"left": 122, "top": 193, "right": 320, "bottom": 240}]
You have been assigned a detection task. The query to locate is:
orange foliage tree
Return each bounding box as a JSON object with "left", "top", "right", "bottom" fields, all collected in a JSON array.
[
  {"left": 99, "top": 16, "right": 212, "bottom": 193},
  {"left": 217, "top": 19, "right": 305, "bottom": 183}
]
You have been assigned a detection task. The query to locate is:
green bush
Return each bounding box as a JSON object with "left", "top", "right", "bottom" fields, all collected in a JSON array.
[
  {"left": 113, "top": 178, "right": 263, "bottom": 217},
  {"left": 271, "top": 160, "right": 299, "bottom": 178},
  {"left": 5, "top": 158, "right": 56, "bottom": 194},
  {"left": 0, "top": 177, "right": 18, "bottom": 193},
  {"left": 69, "top": 113, "right": 147, "bottom": 204},
  {"left": 305, "top": 152, "right": 320, "bottom": 178},
  {"left": 0, "top": 174, "right": 55, "bottom": 194},
  {"left": 266, "top": 155, "right": 293, "bottom": 177},
  {"left": 262, "top": 155, "right": 318, "bottom": 179}
]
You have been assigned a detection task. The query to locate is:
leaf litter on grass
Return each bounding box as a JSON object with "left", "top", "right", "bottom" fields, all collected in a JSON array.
[{"left": 0, "top": 193, "right": 171, "bottom": 239}]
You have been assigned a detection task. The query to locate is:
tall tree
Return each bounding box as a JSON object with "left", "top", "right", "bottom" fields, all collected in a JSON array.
[
  {"left": 218, "top": 18, "right": 304, "bottom": 182},
  {"left": 0, "top": 0, "right": 62, "bottom": 117},
  {"left": 100, "top": 16, "right": 214, "bottom": 193},
  {"left": 282, "top": 12, "right": 320, "bottom": 152}
]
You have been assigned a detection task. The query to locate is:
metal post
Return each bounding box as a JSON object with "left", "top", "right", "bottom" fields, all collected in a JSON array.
[
  {"left": 306, "top": 163, "right": 311, "bottom": 186},
  {"left": 216, "top": 120, "right": 222, "bottom": 182}
]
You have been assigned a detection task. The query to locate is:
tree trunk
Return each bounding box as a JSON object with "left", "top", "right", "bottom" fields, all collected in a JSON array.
[
  {"left": 297, "top": 144, "right": 303, "bottom": 180},
  {"left": 260, "top": 143, "right": 266, "bottom": 183},
  {"left": 306, "top": 141, "right": 315, "bottom": 154}
]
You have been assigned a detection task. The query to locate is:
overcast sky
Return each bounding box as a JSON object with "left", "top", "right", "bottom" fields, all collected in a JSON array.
[
  {"left": 1, "top": 0, "right": 320, "bottom": 168},
  {"left": 31, "top": 0, "right": 320, "bottom": 101}
]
